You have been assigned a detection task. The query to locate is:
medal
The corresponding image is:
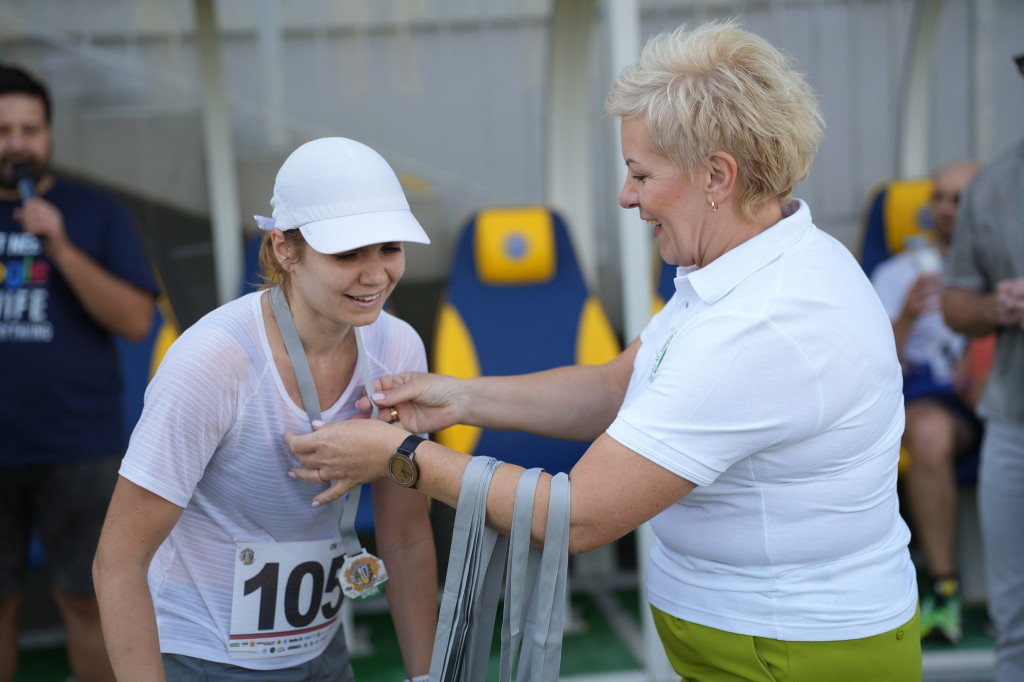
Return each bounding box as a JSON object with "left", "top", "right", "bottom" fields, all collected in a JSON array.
[{"left": 340, "top": 549, "right": 388, "bottom": 600}]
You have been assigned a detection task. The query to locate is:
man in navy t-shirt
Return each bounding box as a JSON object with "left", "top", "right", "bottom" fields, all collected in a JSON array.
[{"left": 0, "top": 63, "right": 157, "bottom": 682}]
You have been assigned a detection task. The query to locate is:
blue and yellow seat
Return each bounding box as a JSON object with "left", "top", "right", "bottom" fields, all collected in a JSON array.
[
  {"left": 857, "top": 177, "right": 935, "bottom": 280},
  {"left": 432, "top": 206, "right": 620, "bottom": 472},
  {"left": 115, "top": 294, "right": 180, "bottom": 446}
]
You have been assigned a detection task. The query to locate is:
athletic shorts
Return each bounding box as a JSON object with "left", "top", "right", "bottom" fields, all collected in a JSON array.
[
  {"left": 162, "top": 624, "right": 356, "bottom": 682},
  {"left": 907, "top": 390, "right": 984, "bottom": 458},
  {"left": 0, "top": 455, "right": 121, "bottom": 598},
  {"left": 651, "top": 604, "right": 921, "bottom": 681}
]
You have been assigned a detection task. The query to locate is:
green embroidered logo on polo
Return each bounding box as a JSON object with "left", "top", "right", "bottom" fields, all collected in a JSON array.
[{"left": 649, "top": 330, "right": 678, "bottom": 383}]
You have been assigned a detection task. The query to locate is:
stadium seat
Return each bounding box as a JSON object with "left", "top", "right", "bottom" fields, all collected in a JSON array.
[
  {"left": 431, "top": 206, "right": 620, "bottom": 630},
  {"left": 431, "top": 206, "right": 620, "bottom": 471},
  {"left": 115, "top": 295, "right": 180, "bottom": 447},
  {"left": 856, "top": 177, "right": 935, "bottom": 280}
]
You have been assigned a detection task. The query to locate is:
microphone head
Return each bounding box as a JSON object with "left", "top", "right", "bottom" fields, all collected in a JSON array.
[{"left": 13, "top": 164, "right": 35, "bottom": 201}]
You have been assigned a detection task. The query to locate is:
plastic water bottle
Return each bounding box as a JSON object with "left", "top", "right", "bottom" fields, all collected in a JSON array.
[
  {"left": 906, "top": 236, "right": 941, "bottom": 275},
  {"left": 905, "top": 235, "right": 942, "bottom": 315}
]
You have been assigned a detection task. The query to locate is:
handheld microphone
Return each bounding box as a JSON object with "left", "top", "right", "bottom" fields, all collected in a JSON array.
[{"left": 13, "top": 164, "right": 35, "bottom": 202}]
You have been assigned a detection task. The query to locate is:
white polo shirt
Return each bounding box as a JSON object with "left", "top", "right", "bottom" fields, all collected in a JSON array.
[{"left": 607, "top": 200, "right": 917, "bottom": 641}]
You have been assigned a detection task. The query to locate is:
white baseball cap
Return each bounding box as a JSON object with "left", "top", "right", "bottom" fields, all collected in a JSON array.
[{"left": 254, "top": 137, "right": 430, "bottom": 254}]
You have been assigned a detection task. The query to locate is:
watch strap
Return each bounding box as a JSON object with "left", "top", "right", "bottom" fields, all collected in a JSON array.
[
  {"left": 396, "top": 434, "right": 426, "bottom": 458},
  {"left": 390, "top": 434, "right": 426, "bottom": 488}
]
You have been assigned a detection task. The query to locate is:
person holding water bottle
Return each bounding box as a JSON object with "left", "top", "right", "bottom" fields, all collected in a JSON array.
[
  {"left": 93, "top": 137, "right": 437, "bottom": 682},
  {"left": 870, "top": 159, "right": 983, "bottom": 645}
]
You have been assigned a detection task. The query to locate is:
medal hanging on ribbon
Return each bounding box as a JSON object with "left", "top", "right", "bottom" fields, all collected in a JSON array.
[
  {"left": 339, "top": 548, "right": 389, "bottom": 600},
  {"left": 270, "top": 285, "right": 387, "bottom": 602}
]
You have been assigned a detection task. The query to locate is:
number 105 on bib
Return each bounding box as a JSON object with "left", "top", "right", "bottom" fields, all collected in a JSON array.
[{"left": 228, "top": 538, "right": 345, "bottom": 659}]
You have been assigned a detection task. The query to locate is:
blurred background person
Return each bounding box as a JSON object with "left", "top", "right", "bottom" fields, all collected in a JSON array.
[
  {"left": 0, "top": 63, "right": 157, "bottom": 682},
  {"left": 942, "top": 51, "right": 1024, "bottom": 682},
  {"left": 870, "top": 159, "right": 981, "bottom": 645}
]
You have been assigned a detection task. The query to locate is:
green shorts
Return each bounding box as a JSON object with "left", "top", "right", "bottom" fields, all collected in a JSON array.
[{"left": 651, "top": 604, "right": 921, "bottom": 681}]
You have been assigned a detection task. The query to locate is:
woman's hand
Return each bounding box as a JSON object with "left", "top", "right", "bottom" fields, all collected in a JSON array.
[
  {"left": 354, "top": 371, "right": 464, "bottom": 434},
  {"left": 286, "top": 420, "right": 407, "bottom": 506}
]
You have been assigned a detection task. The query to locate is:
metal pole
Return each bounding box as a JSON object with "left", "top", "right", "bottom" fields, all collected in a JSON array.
[
  {"left": 606, "top": 0, "right": 651, "bottom": 346},
  {"left": 897, "top": 0, "right": 942, "bottom": 177},
  {"left": 256, "top": 0, "right": 288, "bottom": 150},
  {"left": 194, "top": 0, "right": 243, "bottom": 304},
  {"left": 546, "top": 0, "right": 598, "bottom": 287},
  {"left": 971, "top": 0, "right": 997, "bottom": 163},
  {"left": 604, "top": 2, "right": 676, "bottom": 680}
]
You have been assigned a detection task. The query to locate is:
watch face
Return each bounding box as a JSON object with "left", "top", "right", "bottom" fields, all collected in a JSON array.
[{"left": 388, "top": 454, "right": 417, "bottom": 487}]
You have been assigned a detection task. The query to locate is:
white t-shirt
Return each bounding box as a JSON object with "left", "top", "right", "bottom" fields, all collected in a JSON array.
[
  {"left": 119, "top": 291, "right": 427, "bottom": 669},
  {"left": 607, "top": 200, "right": 917, "bottom": 641},
  {"left": 871, "top": 249, "right": 966, "bottom": 385}
]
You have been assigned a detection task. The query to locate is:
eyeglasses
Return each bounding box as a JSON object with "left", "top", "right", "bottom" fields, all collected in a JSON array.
[{"left": 1016, "top": 53, "right": 1024, "bottom": 78}]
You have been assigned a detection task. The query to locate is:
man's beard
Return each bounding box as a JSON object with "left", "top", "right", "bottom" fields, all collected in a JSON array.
[{"left": 0, "top": 154, "right": 47, "bottom": 191}]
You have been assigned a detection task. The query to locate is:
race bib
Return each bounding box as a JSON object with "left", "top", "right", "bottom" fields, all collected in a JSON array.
[{"left": 228, "top": 538, "right": 345, "bottom": 659}]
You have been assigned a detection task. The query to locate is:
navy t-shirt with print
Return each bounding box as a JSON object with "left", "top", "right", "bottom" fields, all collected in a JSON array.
[{"left": 0, "top": 177, "right": 158, "bottom": 465}]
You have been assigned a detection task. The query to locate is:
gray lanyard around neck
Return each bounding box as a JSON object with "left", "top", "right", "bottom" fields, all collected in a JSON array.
[
  {"left": 269, "top": 285, "right": 372, "bottom": 557},
  {"left": 430, "top": 456, "right": 571, "bottom": 682}
]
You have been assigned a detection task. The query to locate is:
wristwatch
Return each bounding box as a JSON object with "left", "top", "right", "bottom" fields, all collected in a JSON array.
[{"left": 387, "top": 435, "right": 425, "bottom": 488}]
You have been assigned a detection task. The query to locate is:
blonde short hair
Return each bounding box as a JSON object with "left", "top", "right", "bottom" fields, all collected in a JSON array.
[{"left": 604, "top": 20, "right": 823, "bottom": 220}]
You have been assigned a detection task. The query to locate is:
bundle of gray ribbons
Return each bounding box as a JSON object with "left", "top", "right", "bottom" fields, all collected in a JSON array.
[{"left": 429, "top": 457, "right": 571, "bottom": 682}]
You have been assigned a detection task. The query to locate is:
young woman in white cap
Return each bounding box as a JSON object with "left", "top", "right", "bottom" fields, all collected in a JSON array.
[{"left": 93, "top": 138, "right": 436, "bottom": 682}]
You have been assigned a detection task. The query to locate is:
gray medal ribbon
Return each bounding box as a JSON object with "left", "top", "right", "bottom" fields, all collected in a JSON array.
[
  {"left": 430, "top": 457, "right": 571, "bottom": 682},
  {"left": 499, "top": 468, "right": 542, "bottom": 681},
  {"left": 430, "top": 456, "right": 506, "bottom": 682},
  {"left": 521, "top": 471, "right": 570, "bottom": 680},
  {"left": 269, "top": 285, "right": 367, "bottom": 557}
]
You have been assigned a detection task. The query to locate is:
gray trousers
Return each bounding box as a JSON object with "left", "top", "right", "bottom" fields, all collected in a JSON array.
[
  {"left": 162, "top": 624, "right": 356, "bottom": 681},
  {"left": 978, "top": 417, "right": 1024, "bottom": 682}
]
